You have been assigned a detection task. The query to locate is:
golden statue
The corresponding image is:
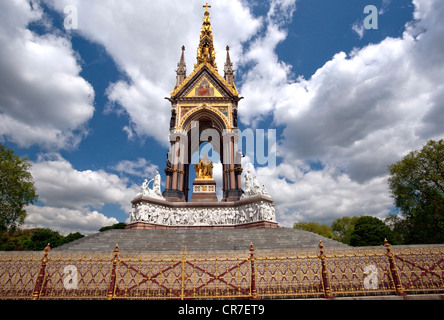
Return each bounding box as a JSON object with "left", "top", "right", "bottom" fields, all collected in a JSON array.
[{"left": 194, "top": 154, "right": 213, "bottom": 179}]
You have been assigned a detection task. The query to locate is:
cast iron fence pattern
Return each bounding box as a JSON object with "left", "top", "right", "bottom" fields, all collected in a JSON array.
[{"left": 0, "top": 240, "right": 443, "bottom": 300}]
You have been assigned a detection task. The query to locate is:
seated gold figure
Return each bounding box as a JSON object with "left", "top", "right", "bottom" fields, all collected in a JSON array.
[{"left": 194, "top": 154, "right": 213, "bottom": 179}]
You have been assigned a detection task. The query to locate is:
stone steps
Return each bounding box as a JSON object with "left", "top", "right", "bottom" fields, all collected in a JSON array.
[{"left": 54, "top": 228, "right": 348, "bottom": 253}]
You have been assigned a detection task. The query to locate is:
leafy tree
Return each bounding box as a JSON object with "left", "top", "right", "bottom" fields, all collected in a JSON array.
[
  {"left": 0, "top": 145, "right": 38, "bottom": 232},
  {"left": 383, "top": 215, "right": 409, "bottom": 244},
  {"left": 0, "top": 228, "right": 85, "bottom": 251},
  {"left": 388, "top": 139, "right": 444, "bottom": 244},
  {"left": 0, "top": 228, "right": 35, "bottom": 251},
  {"left": 1, "top": 231, "right": 25, "bottom": 251},
  {"left": 331, "top": 216, "right": 359, "bottom": 244},
  {"left": 63, "top": 232, "right": 84, "bottom": 244},
  {"left": 99, "top": 222, "right": 126, "bottom": 232},
  {"left": 23, "top": 228, "right": 65, "bottom": 251},
  {"left": 350, "top": 216, "right": 395, "bottom": 246},
  {"left": 293, "top": 221, "right": 333, "bottom": 239}
]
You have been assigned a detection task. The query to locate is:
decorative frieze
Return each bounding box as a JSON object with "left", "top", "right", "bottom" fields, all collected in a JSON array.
[{"left": 129, "top": 195, "right": 276, "bottom": 227}]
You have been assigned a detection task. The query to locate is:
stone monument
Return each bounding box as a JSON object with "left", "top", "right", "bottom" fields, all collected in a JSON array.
[{"left": 126, "top": 4, "right": 277, "bottom": 230}]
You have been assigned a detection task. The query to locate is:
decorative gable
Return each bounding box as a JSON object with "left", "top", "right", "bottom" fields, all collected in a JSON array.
[
  {"left": 186, "top": 76, "right": 224, "bottom": 98},
  {"left": 171, "top": 63, "right": 238, "bottom": 99},
  {"left": 187, "top": 77, "right": 222, "bottom": 98}
]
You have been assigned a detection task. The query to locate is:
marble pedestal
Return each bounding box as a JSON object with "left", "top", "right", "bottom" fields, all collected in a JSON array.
[{"left": 190, "top": 179, "right": 218, "bottom": 202}]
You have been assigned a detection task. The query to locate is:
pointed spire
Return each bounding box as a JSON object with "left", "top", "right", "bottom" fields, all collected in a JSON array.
[
  {"left": 224, "top": 45, "right": 235, "bottom": 85},
  {"left": 176, "top": 45, "right": 187, "bottom": 87},
  {"left": 196, "top": 3, "right": 217, "bottom": 70}
]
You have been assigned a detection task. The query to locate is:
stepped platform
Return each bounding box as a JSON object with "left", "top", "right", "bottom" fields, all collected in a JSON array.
[{"left": 54, "top": 228, "right": 348, "bottom": 253}]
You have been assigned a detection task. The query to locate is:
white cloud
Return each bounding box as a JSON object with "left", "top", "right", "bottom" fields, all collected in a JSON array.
[
  {"left": 274, "top": 2, "right": 444, "bottom": 182},
  {"left": 275, "top": 36, "right": 429, "bottom": 182},
  {"left": 256, "top": 163, "right": 392, "bottom": 227},
  {"left": 0, "top": 0, "right": 94, "bottom": 150},
  {"left": 26, "top": 153, "right": 140, "bottom": 234},
  {"left": 23, "top": 206, "right": 118, "bottom": 236},
  {"left": 379, "top": 0, "right": 392, "bottom": 15},
  {"left": 110, "top": 158, "right": 159, "bottom": 178},
  {"left": 352, "top": 22, "right": 365, "bottom": 39},
  {"left": 238, "top": 0, "right": 297, "bottom": 126},
  {"left": 31, "top": 153, "right": 138, "bottom": 212},
  {"left": 24, "top": 153, "right": 142, "bottom": 234}
]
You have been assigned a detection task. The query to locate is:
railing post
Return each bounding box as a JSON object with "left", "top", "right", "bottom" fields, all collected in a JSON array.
[
  {"left": 107, "top": 244, "right": 119, "bottom": 300},
  {"left": 249, "top": 242, "right": 259, "bottom": 300},
  {"left": 32, "top": 243, "right": 50, "bottom": 300},
  {"left": 384, "top": 239, "right": 407, "bottom": 296},
  {"left": 318, "top": 240, "right": 334, "bottom": 299}
]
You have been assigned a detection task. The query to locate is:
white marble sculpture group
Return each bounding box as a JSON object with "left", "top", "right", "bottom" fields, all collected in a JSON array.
[
  {"left": 130, "top": 170, "right": 276, "bottom": 226},
  {"left": 129, "top": 200, "right": 275, "bottom": 226},
  {"left": 137, "top": 171, "right": 165, "bottom": 200},
  {"left": 241, "top": 170, "right": 268, "bottom": 198}
]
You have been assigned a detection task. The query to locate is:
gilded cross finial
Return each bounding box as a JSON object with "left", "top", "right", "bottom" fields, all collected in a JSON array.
[
  {"left": 196, "top": 1, "right": 217, "bottom": 70},
  {"left": 203, "top": 3, "right": 211, "bottom": 12}
]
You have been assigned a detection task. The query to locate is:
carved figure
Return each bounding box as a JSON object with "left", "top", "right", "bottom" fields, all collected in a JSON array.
[
  {"left": 170, "top": 109, "right": 176, "bottom": 128},
  {"left": 140, "top": 179, "right": 149, "bottom": 194},
  {"left": 152, "top": 171, "right": 162, "bottom": 197},
  {"left": 139, "top": 171, "right": 165, "bottom": 200},
  {"left": 243, "top": 171, "right": 268, "bottom": 198},
  {"left": 194, "top": 154, "right": 213, "bottom": 179}
]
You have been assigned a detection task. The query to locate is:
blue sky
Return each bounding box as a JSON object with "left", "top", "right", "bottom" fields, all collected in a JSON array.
[{"left": 1, "top": 0, "right": 443, "bottom": 235}]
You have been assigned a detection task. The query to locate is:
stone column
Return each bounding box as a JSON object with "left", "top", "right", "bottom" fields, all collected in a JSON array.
[
  {"left": 222, "top": 130, "right": 243, "bottom": 201},
  {"left": 163, "top": 130, "right": 188, "bottom": 202},
  {"left": 172, "top": 138, "right": 179, "bottom": 190},
  {"left": 230, "top": 136, "right": 236, "bottom": 189}
]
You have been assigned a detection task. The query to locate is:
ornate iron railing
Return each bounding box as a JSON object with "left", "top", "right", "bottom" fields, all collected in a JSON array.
[{"left": 0, "top": 240, "right": 443, "bottom": 300}]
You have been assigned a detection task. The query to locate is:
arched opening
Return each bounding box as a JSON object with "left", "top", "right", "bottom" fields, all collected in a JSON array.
[
  {"left": 181, "top": 107, "right": 227, "bottom": 165},
  {"left": 164, "top": 106, "right": 243, "bottom": 202},
  {"left": 189, "top": 141, "right": 223, "bottom": 201},
  {"left": 182, "top": 108, "right": 226, "bottom": 202}
]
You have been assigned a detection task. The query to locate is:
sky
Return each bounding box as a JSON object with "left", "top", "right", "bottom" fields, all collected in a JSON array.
[{"left": 1, "top": 0, "right": 443, "bottom": 235}]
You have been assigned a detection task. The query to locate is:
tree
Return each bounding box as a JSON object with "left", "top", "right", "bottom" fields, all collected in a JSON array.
[
  {"left": 0, "top": 145, "right": 38, "bottom": 232},
  {"left": 331, "top": 216, "right": 359, "bottom": 245},
  {"left": 23, "top": 228, "right": 65, "bottom": 251},
  {"left": 350, "top": 216, "right": 394, "bottom": 246},
  {"left": 0, "top": 228, "right": 85, "bottom": 251},
  {"left": 293, "top": 221, "right": 333, "bottom": 239},
  {"left": 63, "top": 232, "right": 84, "bottom": 243},
  {"left": 388, "top": 139, "right": 444, "bottom": 244},
  {"left": 384, "top": 215, "right": 410, "bottom": 245},
  {"left": 99, "top": 222, "right": 127, "bottom": 232},
  {"left": 0, "top": 229, "right": 33, "bottom": 251}
]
